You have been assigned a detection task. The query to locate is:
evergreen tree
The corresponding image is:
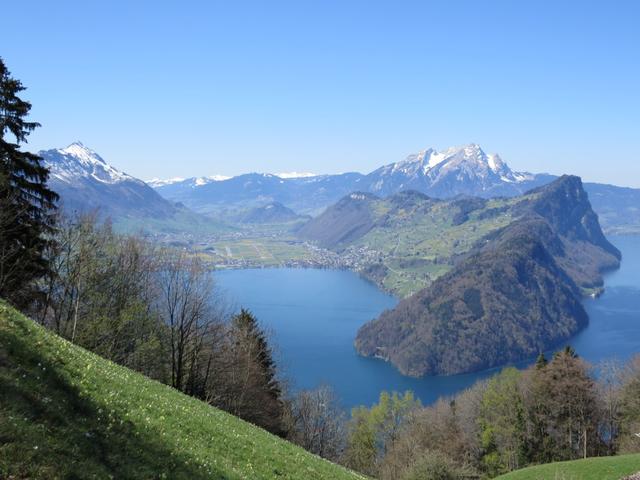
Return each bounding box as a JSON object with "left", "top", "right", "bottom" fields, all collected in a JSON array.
[
  {"left": 535, "top": 352, "right": 548, "bottom": 369},
  {"left": 227, "top": 308, "right": 285, "bottom": 435},
  {"left": 533, "top": 349, "right": 599, "bottom": 460},
  {"left": 0, "top": 57, "right": 58, "bottom": 307}
]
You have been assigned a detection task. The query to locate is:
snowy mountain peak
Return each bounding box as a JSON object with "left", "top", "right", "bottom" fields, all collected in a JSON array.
[
  {"left": 401, "top": 143, "right": 526, "bottom": 179},
  {"left": 58, "top": 141, "right": 106, "bottom": 165},
  {"left": 41, "top": 142, "right": 138, "bottom": 185},
  {"left": 367, "top": 143, "right": 536, "bottom": 197}
]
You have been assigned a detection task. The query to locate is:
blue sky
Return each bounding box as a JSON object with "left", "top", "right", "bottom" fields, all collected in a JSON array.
[{"left": 4, "top": 1, "right": 640, "bottom": 186}]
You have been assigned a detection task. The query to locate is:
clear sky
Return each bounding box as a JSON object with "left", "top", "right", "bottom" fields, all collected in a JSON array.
[{"left": 3, "top": 1, "right": 640, "bottom": 186}]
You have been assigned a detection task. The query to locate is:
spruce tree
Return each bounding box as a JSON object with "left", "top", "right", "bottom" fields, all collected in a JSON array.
[
  {"left": 0, "top": 57, "right": 58, "bottom": 307},
  {"left": 229, "top": 308, "right": 285, "bottom": 435},
  {"left": 535, "top": 352, "right": 548, "bottom": 369}
]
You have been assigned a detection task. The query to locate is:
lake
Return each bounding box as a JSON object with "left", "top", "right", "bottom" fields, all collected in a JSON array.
[{"left": 215, "top": 235, "right": 640, "bottom": 410}]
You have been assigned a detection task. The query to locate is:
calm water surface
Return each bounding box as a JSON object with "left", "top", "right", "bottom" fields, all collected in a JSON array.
[{"left": 215, "top": 236, "right": 640, "bottom": 409}]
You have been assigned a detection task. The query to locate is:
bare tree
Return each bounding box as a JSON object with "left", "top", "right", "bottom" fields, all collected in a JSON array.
[
  {"left": 287, "top": 385, "right": 346, "bottom": 461},
  {"left": 155, "top": 250, "right": 221, "bottom": 393},
  {"left": 38, "top": 213, "right": 167, "bottom": 379},
  {"left": 596, "top": 359, "right": 624, "bottom": 454},
  {"left": 39, "top": 212, "right": 105, "bottom": 337},
  {"left": 619, "top": 355, "right": 640, "bottom": 453}
]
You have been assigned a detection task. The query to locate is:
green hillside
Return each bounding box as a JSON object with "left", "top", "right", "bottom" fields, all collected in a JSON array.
[
  {"left": 298, "top": 190, "right": 521, "bottom": 296},
  {"left": 298, "top": 177, "right": 621, "bottom": 298},
  {"left": 0, "top": 301, "right": 364, "bottom": 480},
  {"left": 495, "top": 454, "right": 640, "bottom": 480}
]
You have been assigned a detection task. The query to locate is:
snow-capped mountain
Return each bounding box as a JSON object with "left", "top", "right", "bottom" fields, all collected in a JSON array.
[
  {"left": 45, "top": 142, "right": 142, "bottom": 185},
  {"left": 365, "top": 143, "right": 544, "bottom": 197},
  {"left": 41, "top": 142, "right": 182, "bottom": 220}
]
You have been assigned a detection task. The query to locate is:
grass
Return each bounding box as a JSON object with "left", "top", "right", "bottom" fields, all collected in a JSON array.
[
  {"left": 495, "top": 454, "right": 640, "bottom": 480},
  {"left": 0, "top": 301, "right": 365, "bottom": 480}
]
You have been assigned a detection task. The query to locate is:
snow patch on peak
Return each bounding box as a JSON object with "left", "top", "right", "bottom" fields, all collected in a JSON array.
[
  {"left": 349, "top": 193, "right": 369, "bottom": 201},
  {"left": 148, "top": 175, "right": 231, "bottom": 188},
  {"left": 208, "top": 175, "right": 231, "bottom": 182},
  {"left": 147, "top": 177, "right": 185, "bottom": 187},
  {"left": 58, "top": 142, "right": 106, "bottom": 165},
  {"left": 194, "top": 175, "right": 231, "bottom": 186},
  {"left": 275, "top": 172, "right": 317, "bottom": 179},
  {"left": 487, "top": 153, "right": 500, "bottom": 172}
]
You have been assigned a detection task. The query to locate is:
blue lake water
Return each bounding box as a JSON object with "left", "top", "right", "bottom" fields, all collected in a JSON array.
[{"left": 215, "top": 236, "right": 640, "bottom": 410}]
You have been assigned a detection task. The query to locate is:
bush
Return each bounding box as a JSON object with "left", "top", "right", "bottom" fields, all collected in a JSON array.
[{"left": 400, "top": 451, "right": 467, "bottom": 480}]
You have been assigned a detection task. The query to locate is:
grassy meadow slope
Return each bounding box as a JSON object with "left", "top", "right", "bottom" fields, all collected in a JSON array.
[
  {"left": 0, "top": 301, "right": 364, "bottom": 480},
  {"left": 495, "top": 454, "right": 640, "bottom": 480}
]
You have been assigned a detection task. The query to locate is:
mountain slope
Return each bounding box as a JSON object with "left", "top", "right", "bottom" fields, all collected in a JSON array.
[
  {"left": 297, "top": 192, "right": 381, "bottom": 248},
  {"left": 0, "top": 301, "right": 363, "bottom": 480},
  {"left": 241, "top": 201, "right": 307, "bottom": 224},
  {"left": 41, "top": 142, "right": 226, "bottom": 234},
  {"left": 352, "top": 176, "right": 620, "bottom": 376}
]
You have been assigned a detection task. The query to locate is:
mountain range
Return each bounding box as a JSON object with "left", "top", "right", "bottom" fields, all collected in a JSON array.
[
  {"left": 40, "top": 142, "right": 640, "bottom": 236},
  {"left": 151, "top": 144, "right": 553, "bottom": 214},
  {"left": 150, "top": 144, "right": 640, "bottom": 234}
]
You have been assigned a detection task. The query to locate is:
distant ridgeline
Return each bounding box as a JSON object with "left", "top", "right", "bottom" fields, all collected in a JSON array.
[{"left": 300, "top": 176, "right": 621, "bottom": 376}]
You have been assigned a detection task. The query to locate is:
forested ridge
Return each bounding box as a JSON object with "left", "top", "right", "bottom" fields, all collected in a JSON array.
[{"left": 355, "top": 175, "right": 621, "bottom": 376}]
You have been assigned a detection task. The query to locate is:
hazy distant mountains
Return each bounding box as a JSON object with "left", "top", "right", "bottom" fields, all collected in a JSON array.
[
  {"left": 152, "top": 171, "right": 368, "bottom": 217},
  {"left": 149, "top": 143, "right": 640, "bottom": 234},
  {"left": 152, "top": 144, "right": 555, "bottom": 215}
]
